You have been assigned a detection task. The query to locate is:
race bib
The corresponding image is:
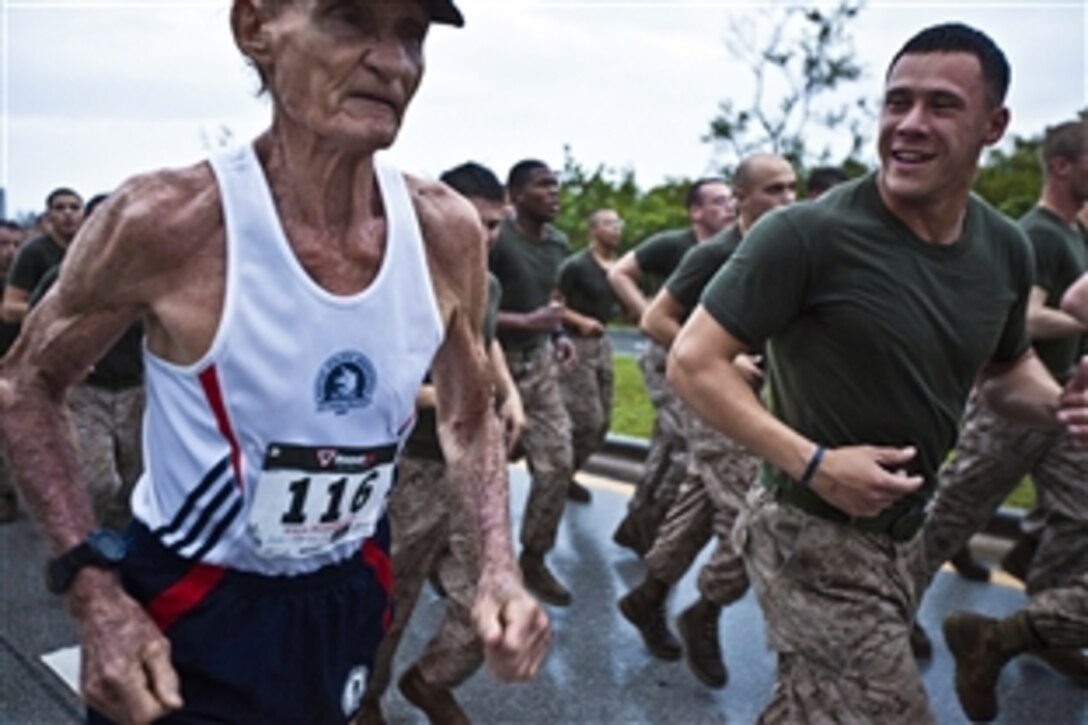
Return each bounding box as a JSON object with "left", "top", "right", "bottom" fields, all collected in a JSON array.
[{"left": 248, "top": 443, "right": 396, "bottom": 559}]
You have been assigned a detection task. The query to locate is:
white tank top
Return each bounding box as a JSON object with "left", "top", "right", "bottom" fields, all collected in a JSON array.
[{"left": 132, "top": 144, "right": 444, "bottom": 576}]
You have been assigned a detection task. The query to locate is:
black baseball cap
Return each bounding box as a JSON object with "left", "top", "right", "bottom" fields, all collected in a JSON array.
[{"left": 429, "top": 0, "right": 464, "bottom": 27}]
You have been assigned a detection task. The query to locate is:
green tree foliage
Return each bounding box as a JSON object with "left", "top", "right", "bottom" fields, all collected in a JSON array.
[
  {"left": 556, "top": 145, "right": 690, "bottom": 257},
  {"left": 705, "top": 0, "right": 872, "bottom": 172},
  {"left": 974, "top": 109, "right": 1087, "bottom": 219},
  {"left": 974, "top": 134, "right": 1042, "bottom": 219}
]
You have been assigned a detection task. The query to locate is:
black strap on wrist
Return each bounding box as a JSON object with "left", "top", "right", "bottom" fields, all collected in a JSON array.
[{"left": 798, "top": 444, "right": 825, "bottom": 487}]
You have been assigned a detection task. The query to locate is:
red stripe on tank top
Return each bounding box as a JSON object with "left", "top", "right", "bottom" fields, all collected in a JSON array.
[
  {"left": 198, "top": 365, "right": 244, "bottom": 491},
  {"left": 147, "top": 563, "right": 226, "bottom": 632}
]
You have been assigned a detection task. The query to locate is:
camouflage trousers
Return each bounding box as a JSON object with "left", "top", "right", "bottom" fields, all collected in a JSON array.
[
  {"left": 559, "top": 334, "right": 614, "bottom": 472},
  {"left": 507, "top": 346, "right": 573, "bottom": 554},
  {"left": 739, "top": 488, "right": 933, "bottom": 724},
  {"left": 923, "top": 391, "right": 1088, "bottom": 595},
  {"left": 68, "top": 383, "right": 145, "bottom": 530},
  {"left": 645, "top": 413, "right": 759, "bottom": 606},
  {"left": 1027, "top": 574, "right": 1088, "bottom": 648},
  {"left": 365, "top": 457, "right": 482, "bottom": 700},
  {"left": 628, "top": 341, "right": 687, "bottom": 515}
]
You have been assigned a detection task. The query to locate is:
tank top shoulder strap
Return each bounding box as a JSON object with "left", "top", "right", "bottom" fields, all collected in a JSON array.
[
  {"left": 372, "top": 155, "right": 443, "bottom": 334},
  {"left": 207, "top": 144, "right": 281, "bottom": 243},
  {"left": 373, "top": 156, "right": 423, "bottom": 255}
]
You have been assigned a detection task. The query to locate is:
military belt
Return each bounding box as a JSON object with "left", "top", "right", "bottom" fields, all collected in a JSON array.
[{"left": 768, "top": 479, "right": 927, "bottom": 543}]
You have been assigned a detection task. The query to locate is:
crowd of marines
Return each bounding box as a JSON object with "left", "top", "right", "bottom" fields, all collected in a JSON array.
[{"left": 1, "top": 5, "right": 1087, "bottom": 723}]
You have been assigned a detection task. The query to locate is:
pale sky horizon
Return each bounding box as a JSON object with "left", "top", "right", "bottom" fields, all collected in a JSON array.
[{"left": 1, "top": 0, "right": 1086, "bottom": 217}]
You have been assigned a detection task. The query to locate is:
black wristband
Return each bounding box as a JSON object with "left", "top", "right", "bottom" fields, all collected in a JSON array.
[
  {"left": 551, "top": 327, "right": 569, "bottom": 344},
  {"left": 798, "top": 445, "right": 825, "bottom": 487}
]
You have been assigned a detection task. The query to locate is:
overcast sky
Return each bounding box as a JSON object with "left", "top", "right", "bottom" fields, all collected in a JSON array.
[{"left": 1, "top": 0, "right": 1085, "bottom": 216}]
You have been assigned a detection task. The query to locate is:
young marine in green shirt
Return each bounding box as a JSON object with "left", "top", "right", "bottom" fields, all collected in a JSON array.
[{"left": 667, "top": 23, "right": 1084, "bottom": 723}]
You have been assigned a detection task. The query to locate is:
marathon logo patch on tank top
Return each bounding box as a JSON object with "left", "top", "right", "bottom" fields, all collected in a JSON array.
[{"left": 315, "top": 350, "right": 377, "bottom": 415}]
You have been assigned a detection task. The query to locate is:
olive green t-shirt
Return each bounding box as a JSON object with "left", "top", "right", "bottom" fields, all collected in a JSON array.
[
  {"left": 489, "top": 218, "right": 570, "bottom": 352},
  {"left": 403, "top": 273, "right": 503, "bottom": 462},
  {"left": 634, "top": 228, "right": 697, "bottom": 281},
  {"left": 558, "top": 249, "right": 619, "bottom": 326},
  {"left": 665, "top": 225, "right": 743, "bottom": 320},
  {"left": 1022, "top": 205, "right": 1087, "bottom": 381},
  {"left": 9, "top": 234, "right": 65, "bottom": 295},
  {"left": 700, "top": 174, "right": 1032, "bottom": 510}
]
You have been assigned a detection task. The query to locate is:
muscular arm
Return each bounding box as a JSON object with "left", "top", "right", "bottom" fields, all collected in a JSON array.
[
  {"left": 430, "top": 298, "right": 513, "bottom": 579},
  {"left": 668, "top": 309, "right": 809, "bottom": 477},
  {"left": 607, "top": 251, "right": 647, "bottom": 321},
  {"left": 639, "top": 288, "right": 685, "bottom": 349},
  {"left": 0, "top": 178, "right": 191, "bottom": 720},
  {"left": 1062, "top": 272, "right": 1088, "bottom": 325},
  {"left": 0, "top": 187, "right": 165, "bottom": 562},
  {"left": 419, "top": 184, "right": 547, "bottom": 680},
  {"left": 496, "top": 303, "right": 563, "bottom": 334},
  {"left": 669, "top": 308, "right": 922, "bottom": 517},
  {"left": 561, "top": 306, "right": 603, "bottom": 337},
  {"left": 424, "top": 196, "right": 512, "bottom": 572},
  {"left": 1028, "top": 286, "right": 1086, "bottom": 340},
  {"left": 977, "top": 350, "right": 1063, "bottom": 430},
  {"left": 642, "top": 291, "right": 762, "bottom": 383}
]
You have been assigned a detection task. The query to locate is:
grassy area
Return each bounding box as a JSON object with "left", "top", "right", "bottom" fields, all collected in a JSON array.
[
  {"left": 611, "top": 355, "right": 654, "bottom": 439},
  {"left": 607, "top": 354, "right": 1034, "bottom": 510},
  {"left": 1004, "top": 479, "right": 1035, "bottom": 510}
]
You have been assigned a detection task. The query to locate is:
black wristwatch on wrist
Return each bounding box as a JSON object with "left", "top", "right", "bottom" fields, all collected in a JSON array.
[{"left": 45, "top": 529, "right": 128, "bottom": 594}]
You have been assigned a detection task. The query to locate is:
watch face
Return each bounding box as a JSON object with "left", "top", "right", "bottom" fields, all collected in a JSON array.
[{"left": 88, "top": 530, "right": 127, "bottom": 563}]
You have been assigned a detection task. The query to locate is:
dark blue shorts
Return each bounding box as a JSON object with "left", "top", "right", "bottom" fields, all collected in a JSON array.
[{"left": 88, "top": 518, "right": 393, "bottom": 724}]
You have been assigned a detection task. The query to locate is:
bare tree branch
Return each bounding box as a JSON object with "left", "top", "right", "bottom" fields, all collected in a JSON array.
[{"left": 705, "top": 0, "right": 872, "bottom": 172}]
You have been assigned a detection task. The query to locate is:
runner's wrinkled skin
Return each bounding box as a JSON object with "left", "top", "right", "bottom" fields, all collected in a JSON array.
[{"left": 0, "top": 2, "right": 547, "bottom": 722}]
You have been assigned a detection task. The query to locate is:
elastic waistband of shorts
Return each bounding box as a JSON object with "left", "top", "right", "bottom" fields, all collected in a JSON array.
[{"left": 128, "top": 520, "right": 384, "bottom": 594}]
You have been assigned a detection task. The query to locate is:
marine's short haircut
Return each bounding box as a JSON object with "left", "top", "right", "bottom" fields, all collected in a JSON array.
[
  {"left": 440, "top": 162, "right": 505, "bottom": 202},
  {"left": 1041, "top": 120, "right": 1088, "bottom": 167},
  {"left": 506, "top": 159, "right": 550, "bottom": 194},
  {"left": 806, "top": 166, "right": 851, "bottom": 196},
  {"left": 0, "top": 220, "right": 22, "bottom": 233},
  {"left": 684, "top": 177, "right": 728, "bottom": 209},
  {"left": 887, "top": 22, "right": 1010, "bottom": 108},
  {"left": 46, "top": 187, "right": 82, "bottom": 210},
  {"left": 732, "top": 158, "right": 761, "bottom": 192},
  {"left": 732, "top": 153, "right": 794, "bottom": 193}
]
